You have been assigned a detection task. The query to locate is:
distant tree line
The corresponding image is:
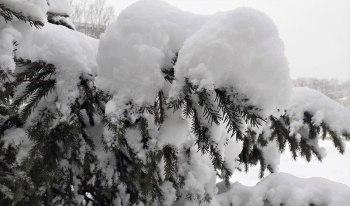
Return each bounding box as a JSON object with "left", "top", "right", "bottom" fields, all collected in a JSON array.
[
  {"left": 293, "top": 78, "right": 350, "bottom": 107},
  {"left": 69, "top": 0, "right": 116, "bottom": 38}
]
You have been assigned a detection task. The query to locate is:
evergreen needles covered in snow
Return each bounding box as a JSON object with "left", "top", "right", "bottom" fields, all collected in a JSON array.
[{"left": 1, "top": 0, "right": 350, "bottom": 205}]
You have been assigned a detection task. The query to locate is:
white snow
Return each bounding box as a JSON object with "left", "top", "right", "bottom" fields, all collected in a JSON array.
[
  {"left": 158, "top": 109, "right": 189, "bottom": 147},
  {"left": 160, "top": 181, "right": 177, "bottom": 206},
  {"left": 170, "top": 7, "right": 292, "bottom": 115},
  {"left": 2, "top": 1, "right": 350, "bottom": 206},
  {"left": 0, "top": 0, "right": 48, "bottom": 22},
  {"left": 0, "top": 27, "right": 21, "bottom": 72},
  {"left": 15, "top": 23, "right": 98, "bottom": 118},
  {"left": 219, "top": 172, "right": 350, "bottom": 206},
  {"left": 16, "top": 23, "right": 98, "bottom": 75},
  {"left": 179, "top": 147, "right": 218, "bottom": 201},
  {"left": 96, "top": 0, "right": 208, "bottom": 119},
  {"left": 289, "top": 87, "right": 350, "bottom": 136},
  {"left": 231, "top": 140, "right": 350, "bottom": 186},
  {"left": 125, "top": 128, "right": 147, "bottom": 162},
  {"left": 47, "top": 0, "right": 73, "bottom": 16},
  {"left": 2, "top": 128, "right": 32, "bottom": 163}
]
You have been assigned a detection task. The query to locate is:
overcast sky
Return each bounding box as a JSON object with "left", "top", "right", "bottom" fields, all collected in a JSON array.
[{"left": 106, "top": 0, "right": 350, "bottom": 80}]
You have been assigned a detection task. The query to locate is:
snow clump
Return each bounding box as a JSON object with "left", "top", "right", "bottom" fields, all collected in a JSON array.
[{"left": 170, "top": 7, "right": 292, "bottom": 116}]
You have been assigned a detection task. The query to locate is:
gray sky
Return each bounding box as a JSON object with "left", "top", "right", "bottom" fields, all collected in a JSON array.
[{"left": 106, "top": 0, "right": 350, "bottom": 80}]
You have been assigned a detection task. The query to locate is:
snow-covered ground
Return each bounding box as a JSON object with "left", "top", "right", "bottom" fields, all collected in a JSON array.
[{"left": 232, "top": 140, "right": 350, "bottom": 187}]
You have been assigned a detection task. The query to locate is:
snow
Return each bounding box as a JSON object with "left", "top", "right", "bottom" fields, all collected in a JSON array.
[
  {"left": 47, "top": 0, "right": 73, "bottom": 16},
  {"left": 179, "top": 147, "right": 218, "bottom": 201},
  {"left": 231, "top": 140, "right": 350, "bottom": 186},
  {"left": 158, "top": 109, "right": 189, "bottom": 147},
  {"left": 0, "top": 0, "right": 48, "bottom": 22},
  {"left": 15, "top": 23, "right": 98, "bottom": 118},
  {"left": 0, "top": 27, "right": 21, "bottom": 72},
  {"left": 2, "top": 0, "right": 350, "bottom": 205},
  {"left": 160, "top": 181, "right": 177, "bottom": 206},
  {"left": 95, "top": 2, "right": 350, "bottom": 205},
  {"left": 175, "top": 141, "right": 350, "bottom": 205},
  {"left": 125, "top": 128, "right": 147, "bottom": 162},
  {"left": 219, "top": 172, "right": 350, "bottom": 206},
  {"left": 16, "top": 23, "right": 98, "bottom": 75},
  {"left": 260, "top": 140, "right": 281, "bottom": 172},
  {"left": 96, "top": 0, "right": 208, "bottom": 120},
  {"left": 289, "top": 87, "right": 350, "bottom": 136},
  {"left": 2, "top": 128, "right": 32, "bottom": 163},
  {"left": 170, "top": 7, "right": 292, "bottom": 115},
  {"left": 181, "top": 140, "right": 350, "bottom": 206}
]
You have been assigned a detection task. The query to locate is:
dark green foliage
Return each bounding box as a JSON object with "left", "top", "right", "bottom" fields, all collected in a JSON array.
[
  {"left": 152, "top": 91, "right": 166, "bottom": 125},
  {"left": 198, "top": 88, "right": 221, "bottom": 126},
  {"left": 14, "top": 58, "right": 56, "bottom": 120},
  {"left": 238, "top": 128, "right": 269, "bottom": 178},
  {"left": 163, "top": 145, "right": 178, "bottom": 180},
  {"left": 0, "top": 3, "right": 44, "bottom": 28},
  {"left": 1, "top": 50, "right": 349, "bottom": 206},
  {"left": 238, "top": 110, "right": 350, "bottom": 178},
  {"left": 47, "top": 12, "right": 75, "bottom": 30},
  {"left": 161, "top": 52, "right": 177, "bottom": 83}
]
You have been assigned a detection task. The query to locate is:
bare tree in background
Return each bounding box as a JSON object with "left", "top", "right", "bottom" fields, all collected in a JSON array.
[{"left": 69, "top": 0, "right": 116, "bottom": 38}]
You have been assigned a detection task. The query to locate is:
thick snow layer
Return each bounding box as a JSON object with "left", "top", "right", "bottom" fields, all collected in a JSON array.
[
  {"left": 218, "top": 173, "right": 350, "bottom": 206},
  {"left": 15, "top": 23, "right": 98, "bottom": 117},
  {"left": 0, "top": 0, "right": 48, "bottom": 22},
  {"left": 96, "top": 0, "right": 208, "bottom": 112},
  {"left": 16, "top": 23, "right": 98, "bottom": 74},
  {"left": 289, "top": 87, "right": 350, "bottom": 135},
  {"left": 47, "top": 0, "right": 73, "bottom": 16},
  {"left": 170, "top": 8, "right": 292, "bottom": 115}
]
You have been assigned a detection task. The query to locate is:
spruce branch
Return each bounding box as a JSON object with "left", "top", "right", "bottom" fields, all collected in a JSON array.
[
  {"left": 214, "top": 89, "right": 243, "bottom": 139},
  {"left": 15, "top": 79, "right": 55, "bottom": 120},
  {"left": 0, "top": 70, "right": 15, "bottom": 104},
  {"left": 139, "top": 117, "right": 151, "bottom": 149},
  {"left": 0, "top": 4, "right": 44, "bottom": 28},
  {"left": 197, "top": 88, "right": 221, "bottom": 125},
  {"left": 303, "top": 112, "right": 320, "bottom": 140},
  {"left": 13, "top": 59, "right": 56, "bottom": 120},
  {"left": 153, "top": 91, "right": 166, "bottom": 125},
  {"left": 15, "top": 58, "right": 56, "bottom": 84},
  {"left": 78, "top": 76, "right": 97, "bottom": 126},
  {"left": 161, "top": 52, "right": 177, "bottom": 83},
  {"left": 161, "top": 67, "right": 175, "bottom": 83},
  {"left": 162, "top": 145, "right": 178, "bottom": 180},
  {"left": 0, "top": 115, "right": 23, "bottom": 136},
  {"left": 269, "top": 116, "right": 289, "bottom": 153}
]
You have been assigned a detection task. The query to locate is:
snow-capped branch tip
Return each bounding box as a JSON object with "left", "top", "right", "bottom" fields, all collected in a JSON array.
[{"left": 0, "top": 4, "right": 44, "bottom": 28}]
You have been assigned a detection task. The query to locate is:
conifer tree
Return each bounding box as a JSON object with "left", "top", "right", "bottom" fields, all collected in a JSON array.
[
  {"left": 47, "top": 0, "right": 74, "bottom": 30},
  {"left": 0, "top": 1, "right": 349, "bottom": 206}
]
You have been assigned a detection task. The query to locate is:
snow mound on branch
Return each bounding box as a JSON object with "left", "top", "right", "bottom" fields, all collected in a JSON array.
[
  {"left": 16, "top": 23, "right": 98, "bottom": 116},
  {"left": 289, "top": 87, "right": 350, "bottom": 135},
  {"left": 47, "top": 0, "right": 73, "bottom": 16},
  {"left": 170, "top": 8, "right": 292, "bottom": 114},
  {"left": 0, "top": 0, "right": 48, "bottom": 22},
  {"left": 96, "top": 0, "right": 208, "bottom": 110},
  {"left": 217, "top": 173, "right": 350, "bottom": 206},
  {"left": 17, "top": 24, "right": 98, "bottom": 73}
]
